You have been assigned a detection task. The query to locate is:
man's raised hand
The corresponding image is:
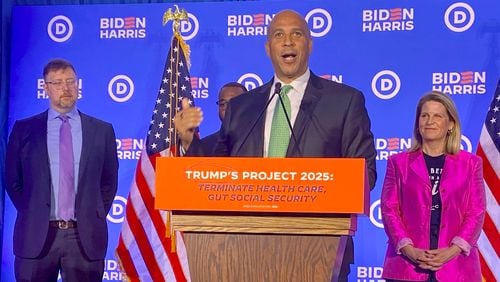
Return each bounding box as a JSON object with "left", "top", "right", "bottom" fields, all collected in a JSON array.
[{"left": 173, "top": 98, "right": 203, "bottom": 150}]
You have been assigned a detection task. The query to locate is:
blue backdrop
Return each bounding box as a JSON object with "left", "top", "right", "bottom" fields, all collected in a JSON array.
[{"left": 3, "top": 1, "right": 499, "bottom": 281}]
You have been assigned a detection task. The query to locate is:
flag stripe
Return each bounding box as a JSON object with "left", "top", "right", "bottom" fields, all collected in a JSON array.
[
  {"left": 478, "top": 252, "right": 496, "bottom": 282},
  {"left": 117, "top": 34, "right": 192, "bottom": 281},
  {"left": 125, "top": 190, "right": 164, "bottom": 281},
  {"left": 116, "top": 236, "right": 139, "bottom": 281},
  {"left": 130, "top": 156, "right": 167, "bottom": 276},
  {"left": 477, "top": 146, "right": 500, "bottom": 233},
  {"left": 139, "top": 155, "right": 186, "bottom": 281},
  {"left": 477, "top": 145, "right": 500, "bottom": 204},
  {"left": 478, "top": 231, "right": 499, "bottom": 282},
  {"left": 476, "top": 79, "right": 500, "bottom": 282},
  {"left": 133, "top": 155, "right": 179, "bottom": 281},
  {"left": 120, "top": 184, "right": 152, "bottom": 279},
  {"left": 120, "top": 155, "right": 171, "bottom": 281},
  {"left": 483, "top": 181, "right": 500, "bottom": 232},
  {"left": 482, "top": 212, "right": 500, "bottom": 256}
]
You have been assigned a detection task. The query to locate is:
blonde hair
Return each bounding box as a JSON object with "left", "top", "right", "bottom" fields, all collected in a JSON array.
[{"left": 410, "top": 91, "right": 461, "bottom": 154}]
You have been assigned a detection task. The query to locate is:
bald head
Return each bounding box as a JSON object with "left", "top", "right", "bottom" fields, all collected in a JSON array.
[
  {"left": 265, "top": 10, "right": 312, "bottom": 83},
  {"left": 267, "top": 10, "right": 311, "bottom": 40}
]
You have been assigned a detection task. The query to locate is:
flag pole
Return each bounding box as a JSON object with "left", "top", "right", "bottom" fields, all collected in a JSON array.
[
  {"left": 162, "top": 5, "right": 190, "bottom": 252},
  {"left": 164, "top": 6, "right": 191, "bottom": 69},
  {"left": 116, "top": 5, "right": 193, "bottom": 280}
]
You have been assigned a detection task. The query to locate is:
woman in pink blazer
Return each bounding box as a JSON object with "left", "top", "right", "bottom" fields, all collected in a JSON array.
[{"left": 381, "top": 91, "right": 486, "bottom": 282}]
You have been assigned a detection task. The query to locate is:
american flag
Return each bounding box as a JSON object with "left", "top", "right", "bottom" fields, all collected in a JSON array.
[
  {"left": 116, "top": 33, "right": 194, "bottom": 282},
  {"left": 476, "top": 79, "right": 500, "bottom": 282}
]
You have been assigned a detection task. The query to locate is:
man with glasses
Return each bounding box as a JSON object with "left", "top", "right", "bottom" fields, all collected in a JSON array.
[
  {"left": 200, "top": 82, "right": 247, "bottom": 156},
  {"left": 5, "top": 58, "right": 118, "bottom": 281}
]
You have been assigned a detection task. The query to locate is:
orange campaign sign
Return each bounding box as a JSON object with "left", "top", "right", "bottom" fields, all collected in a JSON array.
[{"left": 155, "top": 157, "right": 369, "bottom": 214}]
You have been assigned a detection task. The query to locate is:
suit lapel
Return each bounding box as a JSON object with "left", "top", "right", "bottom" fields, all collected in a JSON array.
[
  {"left": 440, "top": 153, "right": 457, "bottom": 189},
  {"left": 236, "top": 82, "right": 272, "bottom": 157},
  {"left": 409, "top": 150, "right": 431, "bottom": 188},
  {"left": 34, "top": 112, "right": 51, "bottom": 184},
  {"left": 257, "top": 91, "right": 270, "bottom": 156},
  {"left": 251, "top": 85, "right": 272, "bottom": 156},
  {"left": 286, "top": 73, "right": 322, "bottom": 157}
]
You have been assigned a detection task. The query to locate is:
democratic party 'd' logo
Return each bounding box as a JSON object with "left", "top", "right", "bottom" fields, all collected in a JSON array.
[
  {"left": 108, "top": 75, "right": 134, "bottom": 102},
  {"left": 107, "top": 195, "right": 127, "bottom": 224},
  {"left": 47, "top": 15, "right": 73, "bottom": 42},
  {"left": 369, "top": 199, "right": 383, "bottom": 228},
  {"left": 444, "top": 2, "right": 475, "bottom": 32},
  {"left": 305, "top": 8, "right": 332, "bottom": 38},
  {"left": 371, "top": 70, "right": 401, "bottom": 100},
  {"left": 238, "top": 73, "right": 263, "bottom": 91},
  {"left": 180, "top": 13, "right": 199, "bottom": 41}
]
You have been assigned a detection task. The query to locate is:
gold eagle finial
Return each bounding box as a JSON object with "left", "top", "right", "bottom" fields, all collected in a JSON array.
[{"left": 162, "top": 5, "right": 188, "bottom": 34}]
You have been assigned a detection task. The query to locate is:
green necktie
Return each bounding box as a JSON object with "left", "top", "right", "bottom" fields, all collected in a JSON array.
[{"left": 268, "top": 85, "right": 293, "bottom": 157}]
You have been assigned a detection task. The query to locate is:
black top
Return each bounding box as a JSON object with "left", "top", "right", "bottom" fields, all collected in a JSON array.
[{"left": 423, "top": 153, "right": 445, "bottom": 227}]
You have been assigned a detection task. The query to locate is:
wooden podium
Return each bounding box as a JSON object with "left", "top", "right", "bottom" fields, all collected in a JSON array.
[{"left": 155, "top": 157, "right": 369, "bottom": 282}]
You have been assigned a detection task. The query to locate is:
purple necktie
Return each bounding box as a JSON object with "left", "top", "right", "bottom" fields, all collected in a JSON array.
[{"left": 58, "top": 115, "right": 75, "bottom": 221}]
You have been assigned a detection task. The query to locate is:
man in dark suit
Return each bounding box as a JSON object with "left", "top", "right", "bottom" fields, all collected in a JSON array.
[
  {"left": 5, "top": 59, "right": 118, "bottom": 281},
  {"left": 174, "top": 10, "right": 376, "bottom": 281},
  {"left": 200, "top": 82, "right": 247, "bottom": 155}
]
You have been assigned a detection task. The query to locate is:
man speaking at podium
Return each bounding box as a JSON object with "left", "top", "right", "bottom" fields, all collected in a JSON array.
[{"left": 174, "top": 9, "right": 376, "bottom": 281}]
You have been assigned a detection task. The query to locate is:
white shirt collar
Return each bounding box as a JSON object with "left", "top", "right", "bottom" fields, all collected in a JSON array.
[{"left": 271, "top": 69, "right": 310, "bottom": 97}]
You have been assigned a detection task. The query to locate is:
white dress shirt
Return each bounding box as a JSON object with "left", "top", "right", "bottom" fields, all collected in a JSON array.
[{"left": 263, "top": 70, "right": 310, "bottom": 157}]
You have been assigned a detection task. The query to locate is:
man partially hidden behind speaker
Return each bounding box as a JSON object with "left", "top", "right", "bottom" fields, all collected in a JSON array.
[
  {"left": 200, "top": 82, "right": 247, "bottom": 156},
  {"left": 174, "top": 9, "right": 377, "bottom": 281}
]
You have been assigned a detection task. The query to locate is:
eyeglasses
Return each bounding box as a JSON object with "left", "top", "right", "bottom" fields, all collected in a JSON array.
[
  {"left": 45, "top": 78, "right": 77, "bottom": 89},
  {"left": 216, "top": 100, "right": 229, "bottom": 108}
]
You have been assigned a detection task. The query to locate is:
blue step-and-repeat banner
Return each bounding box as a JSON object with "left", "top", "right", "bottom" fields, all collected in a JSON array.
[{"left": 3, "top": 1, "right": 499, "bottom": 281}]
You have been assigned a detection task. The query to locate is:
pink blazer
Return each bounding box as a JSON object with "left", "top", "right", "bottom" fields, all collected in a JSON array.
[{"left": 381, "top": 150, "right": 485, "bottom": 282}]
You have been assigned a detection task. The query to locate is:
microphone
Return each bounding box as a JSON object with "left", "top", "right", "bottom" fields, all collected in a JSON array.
[
  {"left": 273, "top": 82, "right": 282, "bottom": 97},
  {"left": 235, "top": 82, "right": 282, "bottom": 155},
  {"left": 276, "top": 86, "right": 303, "bottom": 157}
]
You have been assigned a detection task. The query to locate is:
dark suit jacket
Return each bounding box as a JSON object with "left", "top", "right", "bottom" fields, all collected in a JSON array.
[
  {"left": 188, "top": 73, "right": 375, "bottom": 271},
  {"left": 199, "top": 130, "right": 220, "bottom": 157},
  {"left": 5, "top": 110, "right": 118, "bottom": 260},
  {"left": 199, "top": 72, "right": 376, "bottom": 189}
]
